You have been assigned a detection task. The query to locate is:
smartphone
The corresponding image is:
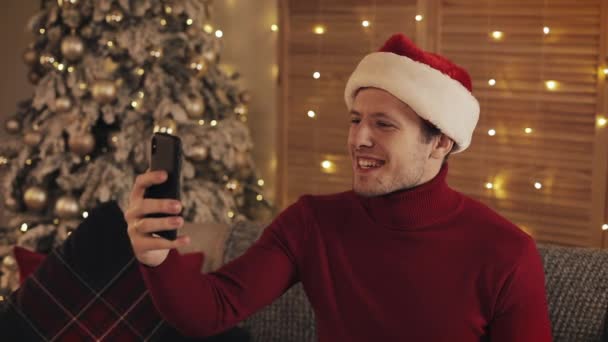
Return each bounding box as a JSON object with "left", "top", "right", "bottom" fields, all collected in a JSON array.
[{"left": 143, "top": 132, "right": 182, "bottom": 240}]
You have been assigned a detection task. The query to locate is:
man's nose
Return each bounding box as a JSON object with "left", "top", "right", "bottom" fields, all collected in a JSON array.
[{"left": 351, "top": 123, "right": 374, "bottom": 149}]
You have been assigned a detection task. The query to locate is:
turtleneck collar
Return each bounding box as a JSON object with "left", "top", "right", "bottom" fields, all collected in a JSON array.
[{"left": 353, "top": 164, "right": 463, "bottom": 230}]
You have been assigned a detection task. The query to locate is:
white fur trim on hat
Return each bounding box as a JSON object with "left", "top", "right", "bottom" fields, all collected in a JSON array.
[{"left": 344, "top": 52, "right": 480, "bottom": 153}]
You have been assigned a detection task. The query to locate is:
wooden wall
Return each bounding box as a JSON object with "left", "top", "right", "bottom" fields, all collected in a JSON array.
[{"left": 278, "top": 0, "right": 608, "bottom": 248}]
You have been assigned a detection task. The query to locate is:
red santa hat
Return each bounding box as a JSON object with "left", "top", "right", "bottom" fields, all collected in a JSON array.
[{"left": 344, "top": 33, "right": 480, "bottom": 153}]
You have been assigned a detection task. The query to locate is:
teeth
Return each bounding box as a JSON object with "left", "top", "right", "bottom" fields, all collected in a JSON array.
[{"left": 357, "top": 158, "right": 383, "bottom": 168}]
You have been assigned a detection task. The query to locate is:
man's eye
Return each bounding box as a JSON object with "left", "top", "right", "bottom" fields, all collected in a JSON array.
[
  {"left": 377, "top": 121, "right": 392, "bottom": 127},
  {"left": 350, "top": 118, "right": 360, "bottom": 124}
]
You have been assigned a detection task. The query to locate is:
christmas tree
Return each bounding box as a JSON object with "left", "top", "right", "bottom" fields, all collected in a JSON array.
[{"left": 0, "top": 0, "right": 273, "bottom": 296}]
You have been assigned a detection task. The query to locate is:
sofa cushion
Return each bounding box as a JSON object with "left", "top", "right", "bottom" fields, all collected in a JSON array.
[
  {"left": 538, "top": 244, "right": 608, "bottom": 342},
  {"left": 0, "top": 201, "right": 249, "bottom": 341}
]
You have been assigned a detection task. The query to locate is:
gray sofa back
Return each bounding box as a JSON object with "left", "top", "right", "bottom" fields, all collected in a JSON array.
[{"left": 224, "top": 221, "right": 608, "bottom": 342}]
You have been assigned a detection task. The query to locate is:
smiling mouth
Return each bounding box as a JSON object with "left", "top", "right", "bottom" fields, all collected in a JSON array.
[{"left": 356, "top": 157, "right": 386, "bottom": 170}]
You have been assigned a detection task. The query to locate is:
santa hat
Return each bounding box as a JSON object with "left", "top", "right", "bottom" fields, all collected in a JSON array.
[{"left": 344, "top": 33, "right": 480, "bottom": 153}]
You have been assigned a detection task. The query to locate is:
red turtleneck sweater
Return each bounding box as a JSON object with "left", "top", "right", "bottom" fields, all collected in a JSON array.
[{"left": 139, "top": 166, "right": 552, "bottom": 341}]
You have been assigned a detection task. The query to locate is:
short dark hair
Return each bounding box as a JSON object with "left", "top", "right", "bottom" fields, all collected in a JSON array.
[{"left": 420, "top": 120, "right": 452, "bottom": 163}]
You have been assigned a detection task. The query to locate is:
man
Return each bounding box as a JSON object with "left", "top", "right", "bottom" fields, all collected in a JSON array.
[{"left": 125, "top": 33, "right": 552, "bottom": 341}]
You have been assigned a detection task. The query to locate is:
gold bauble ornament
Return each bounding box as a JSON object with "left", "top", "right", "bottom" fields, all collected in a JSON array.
[
  {"left": 55, "top": 96, "right": 72, "bottom": 112},
  {"left": 189, "top": 145, "right": 208, "bottom": 161},
  {"left": 239, "top": 91, "right": 251, "bottom": 104},
  {"left": 4, "top": 197, "right": 19, "bottom": 211},
  {"left": 24, "top": 131, "right": 43, "bottom": 147},
  {"left": 3, "top": 255, "right": 15, "bottom": 267},
  {"left": 54, "top": 195, "right": 80, "bottom": 218},
  {"left": 105, "top": 7, "right": 124, "bottom": 27},
  {"left": 68, "top": 132, "right": 96, "bottom": 156},
  {"left": 235, "top": 150, "right": 249, "bottom": 167},
  {"left": 22, "top": 48, "right": 38, "bottom": 66},
  {"left": 61, "top": 34, "right": 85, "bottom": 61},
  {"left": 62, "top": 8, "right": 81, "bottom": 29},
  {"left": 189, "top": 56, "right": 208, "bottom": 78},
  {"left": 154, "top": 117, "right": 177, "bottom": 135},
  {"left": 24, "top": 186, "right": 48, "bottom": 211},
  {"left": 183, "top": 96, "right": 205, "bottom": 118},
  {"left": 29, "top": 71, "right": 41, "bottom": 84},
  {"left": 91, "top": 80, "right": 117, "bottom": 104},
  {"left": 5, "top": 119, "right": 21, "bottom": 134}
]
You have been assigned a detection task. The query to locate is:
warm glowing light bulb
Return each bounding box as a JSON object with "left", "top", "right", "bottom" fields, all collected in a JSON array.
[
  {"left": 215, "top": 30, "right": 223, "bottom": 38},
  {"left": 524, "top": 127, "right": 533, "bottom": 134},
  {"left": 313, "top": 71, "right": 321, "bottom": 79},
  {"left": 598, "top": 116, "right": 607, "bottom": 127},
  {"left": 415, "top": 15, "right": 423, "bottom": 22},
  {"left": 256, "top": 194, "right": 263, "bottom": 201},
  {"left": 545, "top": 80, "right": 558, "bottom": 90},
  {"left": 210, "top": 120, "right": 218, "bottom": 126},
  {"left": 488, "top": 79, "right": 496, "bottom": 86},
  {"left": 20, "top": 223, "right": 28, "bottom": 232},
  {"left": 321, "top": 160, "right": 333, "bottom": 169},
  {"left": 488, "top": 129, "right": 496, "bottom": 136},
  {"left": 604, "top": 68, "right": 608, "bottom": 75},
  {"left": 271, "top": 24, "right": 278, "bottom": 32},
  {"left": 543, "top": 26, "right": 550, "bottom": 35},
  {"left": 485, "top": 182, "right": 494, "bottom": 189},
  {"left": 307, "top": 110, "right": 316, "bottom": 118},
  {"left": 82, "top": 211, "right": 89, "bottom": 218},
  {"left": 227, "top": 211, "right": 235, "bottom": 218},
  {"left": 186, "top": 18, "right": 194, "bottom": 26},
  {"left": 203, "top": 24, "right": 214, "bottom": 33},
  {"left": 534, "top": 182, "right": 543, "bottom": 190},
  {"left": 314, "top": 25, "right": 326, "bottom": 35},
  {"left": 491, "top": 31, "right": 503, "bottom": 40},
  {"left": 361, "top": 20, "right": 370, "bottom": 27},
  {"left": 603, "top": 224, "right": 608, "bottom": 231}
]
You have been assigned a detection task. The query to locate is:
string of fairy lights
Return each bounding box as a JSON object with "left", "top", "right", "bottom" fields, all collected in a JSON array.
[{"left": 295, "top": 5, "right": 608, "bottom": 232}]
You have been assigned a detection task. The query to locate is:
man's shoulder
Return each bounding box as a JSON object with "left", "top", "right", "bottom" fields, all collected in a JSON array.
[{"left": 458, "top": 194, "right": 536, "bottom": 259}]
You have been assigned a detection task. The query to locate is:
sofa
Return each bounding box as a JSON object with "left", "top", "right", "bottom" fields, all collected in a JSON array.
[
  {"left": 3, "top": 201, "right": 608, "bottom": 341},
  {"left": 223, "top": 221, "right": 608, "bottom": 342}
]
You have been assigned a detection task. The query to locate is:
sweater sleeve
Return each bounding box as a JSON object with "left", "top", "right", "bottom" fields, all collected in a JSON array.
[
  {"left": 138, "top": 198, "right": 311, "bottom": 337},
  {"left": 489, "top": 240, "right": 552, "bottom": 341}
]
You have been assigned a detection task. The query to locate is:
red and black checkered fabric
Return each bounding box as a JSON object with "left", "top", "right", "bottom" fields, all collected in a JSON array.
[{"left": 0, "top": 201, "right": 215, "bottom": 341}]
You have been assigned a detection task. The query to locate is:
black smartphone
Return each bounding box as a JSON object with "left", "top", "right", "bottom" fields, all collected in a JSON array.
[{"left": 143, "top": 132, "right": 182, "bottom": 240}]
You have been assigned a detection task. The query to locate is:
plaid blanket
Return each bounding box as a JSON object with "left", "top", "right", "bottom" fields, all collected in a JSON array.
[{"left": 0, "top": 201, "right": 249, "bottom": 341}]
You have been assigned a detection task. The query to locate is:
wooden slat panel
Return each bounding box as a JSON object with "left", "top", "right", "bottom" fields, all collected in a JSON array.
[{"left": 440, "top": 0, "right": 602, "bottom": 247}]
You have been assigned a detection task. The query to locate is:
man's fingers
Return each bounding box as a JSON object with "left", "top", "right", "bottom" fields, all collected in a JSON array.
[
  {"left": 135, "top": 234, "right": 190, "bottom": 252},
  {"left": 129, "top": 171, "right": 167, "bottom": 203},
  {"left": 125, "top": 199, "right": 181, "bottom": 222},
  {"left": 133, "top": 216, "right": 183, "bottom": 235}
]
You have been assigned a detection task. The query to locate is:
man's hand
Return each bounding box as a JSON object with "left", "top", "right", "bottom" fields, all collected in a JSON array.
[{"left": 125, "top": 170, "right": 190, "bottom": 267}]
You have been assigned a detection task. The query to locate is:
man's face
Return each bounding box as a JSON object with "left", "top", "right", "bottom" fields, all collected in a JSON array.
[{"left": 348, "top": 88, "right": 434, "bottom": 197}]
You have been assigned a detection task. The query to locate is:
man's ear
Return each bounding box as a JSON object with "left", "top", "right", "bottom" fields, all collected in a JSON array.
[{"left": 430, "top": 134, "right": 454, "bottom": 160}]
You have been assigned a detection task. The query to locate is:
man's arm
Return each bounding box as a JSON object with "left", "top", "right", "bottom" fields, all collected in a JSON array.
[
  {"left": 489, "top": 241, "right": 552, "bottom": 341},
  {"left": 138, "top": 200, "right": 309, "bottom": 338}
]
